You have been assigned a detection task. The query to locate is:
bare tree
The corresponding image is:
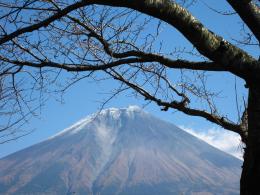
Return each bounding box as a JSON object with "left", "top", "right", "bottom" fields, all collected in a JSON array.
[{"left": 0, "top": 0, "right": 259, "bottom": 194}]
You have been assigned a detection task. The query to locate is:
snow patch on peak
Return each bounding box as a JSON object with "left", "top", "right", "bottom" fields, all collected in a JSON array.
[
  {"left": 48, "top": 105, "right": 145, "bottom": 140},
  {"left": 98, "top": 105, "right": 144, "bottom": 119},
  {"left": 125, "top": 105, "right": 144, "bottom": 118},
  {"left": 48, "top": 114, "right": 94, "bottom": 139},
  {"left": 99, "top": 107, "right": 121, "bottom": 119},
  {"left": 127, "top": 105, "right": 142, "bottom": 112}
]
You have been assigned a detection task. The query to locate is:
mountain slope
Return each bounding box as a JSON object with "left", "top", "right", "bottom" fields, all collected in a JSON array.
[{"left": 0, "top": 106, "right": 242, "bottom": 195}]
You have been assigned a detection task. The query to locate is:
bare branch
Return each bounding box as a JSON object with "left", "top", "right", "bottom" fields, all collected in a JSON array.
[
  {"left": 0, "top": 0, "right": 91, "bottom": 45},
  {"left": 0, "top": 0, "right": 258, "bottom": 79},
  {"left": 0, "top": 56, "right": 153, "bottom": 72},
  {"left": 106, "top": 68, "right": 246, "bottom": 138}
]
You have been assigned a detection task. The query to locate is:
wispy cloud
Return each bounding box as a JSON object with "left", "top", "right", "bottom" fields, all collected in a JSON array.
[{"left": 179, "top": 126, "right": 244, "bottom": 160}]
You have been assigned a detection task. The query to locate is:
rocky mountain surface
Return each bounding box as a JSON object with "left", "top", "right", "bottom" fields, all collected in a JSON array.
[{"left": 0, "top": 106, "right": 242, "bottom": 195}]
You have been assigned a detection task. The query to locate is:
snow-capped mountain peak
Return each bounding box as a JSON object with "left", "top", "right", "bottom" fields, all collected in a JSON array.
[
  {"left": 0, "top": 106, "right": 242, "bottom": 195},
  {"left": 49, "top": 105, "right": 145, "bottom": 139},
  {"left": 99, "top": 105, "right": 143, "bottom": 118}
]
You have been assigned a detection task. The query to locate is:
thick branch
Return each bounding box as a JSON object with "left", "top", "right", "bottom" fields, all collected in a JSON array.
[
  {"left": 0, "top": 54, "right": 227, "bottom": 73},
  {"left": 92, "top": 0, "right": 259, "bottom": 79},
  {"left": 67, "top": 15, "right": 225, "bottom": 72},
  {"left": 0, "top": 57, "right": 152, "bottom": 72},
  {"left": 128, "top": 54, "right": 225, "bottom": 71},
  {"left": 227, "top": 0, "right": 260, "bottom": 43},
  {"left": 1, "top": 0, "right": 259, "bottom": 79}
]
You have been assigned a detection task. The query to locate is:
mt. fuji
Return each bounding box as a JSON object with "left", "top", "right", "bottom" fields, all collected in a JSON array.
[{"left": 0, "top": 106, "right": 241, "bottom": 195}]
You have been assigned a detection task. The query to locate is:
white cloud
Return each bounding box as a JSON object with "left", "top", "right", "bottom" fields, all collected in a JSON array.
[{"left": 179, "top": 125, "right": 244, "bottom": 160}]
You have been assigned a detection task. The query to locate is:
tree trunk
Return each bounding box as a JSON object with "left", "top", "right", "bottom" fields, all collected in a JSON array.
[{"left": 240, "top": 83, "right": 260, "bottom": 195}]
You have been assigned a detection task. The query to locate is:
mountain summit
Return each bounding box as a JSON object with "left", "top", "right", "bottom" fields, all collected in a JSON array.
[{"left": 0, "top": 106, "right": 241, "bottom": 195}]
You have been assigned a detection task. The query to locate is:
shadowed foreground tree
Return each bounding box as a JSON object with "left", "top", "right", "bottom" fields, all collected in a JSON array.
[{"left": 0, "top": 0, "right": 259, "bottom": 194}]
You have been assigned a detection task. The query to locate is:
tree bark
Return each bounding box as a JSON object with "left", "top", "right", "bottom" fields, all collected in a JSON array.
[
  {"left": 241, "top": 82, "right": 260, "bottom": 195},
  {"left": 227, "top": 0, "right": 260, "bottom": 43}
]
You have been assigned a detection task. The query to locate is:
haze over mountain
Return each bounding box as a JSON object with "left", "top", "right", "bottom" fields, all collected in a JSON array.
[{"left": 0, "top": 106, "right": 242, "bottom": 195}]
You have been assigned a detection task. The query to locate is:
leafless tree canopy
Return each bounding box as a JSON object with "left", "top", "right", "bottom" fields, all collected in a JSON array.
[
  {"left": 1, "top": 0, "right": 257, "bottom": 142},
  {"left": 1, "top": 0, "right": 260, "bottom": 194}
]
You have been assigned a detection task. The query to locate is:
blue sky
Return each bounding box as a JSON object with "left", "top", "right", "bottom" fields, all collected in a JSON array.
[{"left": 0, "top": 0, "right": 258, "bottom": 159}]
